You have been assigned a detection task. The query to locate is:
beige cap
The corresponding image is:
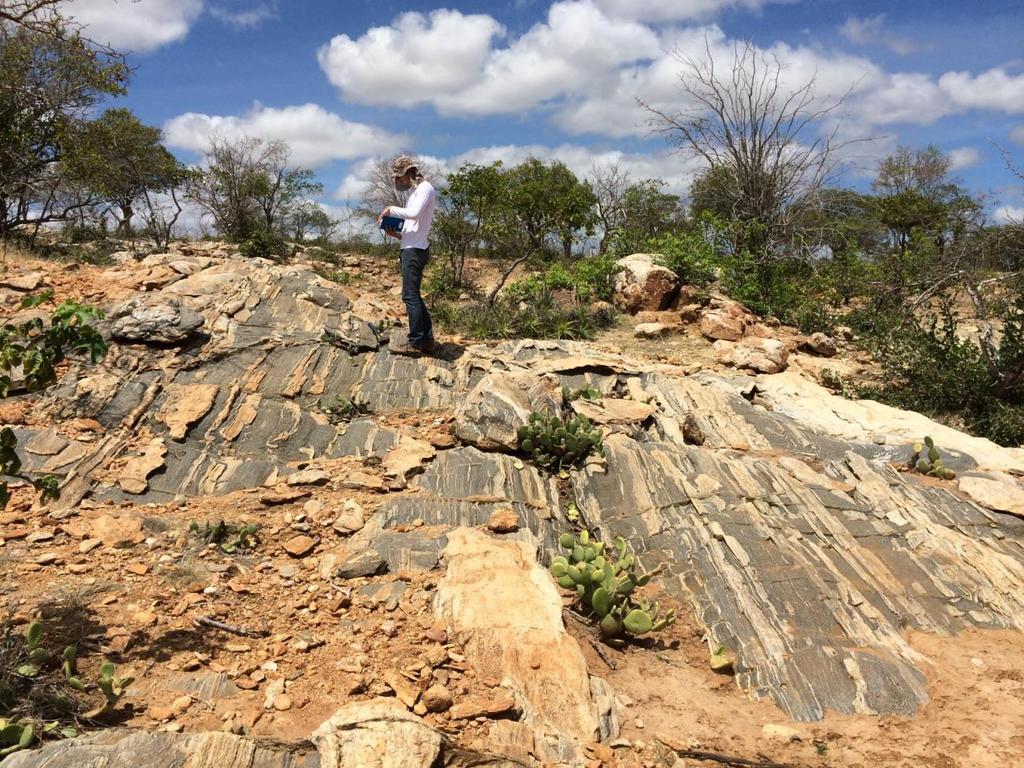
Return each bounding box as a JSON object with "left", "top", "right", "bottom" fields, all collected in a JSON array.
[{"left": 390, "top": 155, "right": 419, "bottom": 178}]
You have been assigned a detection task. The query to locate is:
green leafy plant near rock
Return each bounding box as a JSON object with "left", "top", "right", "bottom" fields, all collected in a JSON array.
[
  {"left": 517, "top": 411, "right": 604, "bottom": 471},
  {"left": 189, "top": 520, "right": 260, "bottom": 554},
  {"left": 550, "top": 530, "right": 675, "bottom": 646},
  {"left": 0, "top": 295, "right": 108, "bottom": 509},
  {"left": 906, "top": 436, "right": 956, "bottom": 480},
  {"left": 562, "top": 385, "right": 600, "bottom": 402},
  {"left": 1, "top": 620, "right": 133, "bottom": 756}
]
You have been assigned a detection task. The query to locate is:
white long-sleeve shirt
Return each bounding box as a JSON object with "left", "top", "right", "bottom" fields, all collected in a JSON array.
[{"left": 389, "top": 180, "right": 436, "bottom": 250}]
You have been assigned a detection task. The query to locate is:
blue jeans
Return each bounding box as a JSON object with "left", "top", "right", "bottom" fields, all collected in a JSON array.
[{"left": 400, "top": 247, "right": 433, "bottom": 347}]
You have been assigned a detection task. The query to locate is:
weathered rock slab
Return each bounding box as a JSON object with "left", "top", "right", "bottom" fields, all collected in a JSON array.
[
  {"left": 2, "top": 729, "right": 316, "bottom": 768},
  {"left": 435, "top": 528, "right": 617, "bottom": 759},
  {"left": 454, "top": 370, "right": 563, "bottom": 450},
  {"left": 108, "top": 296, "right": 205, "bottom": 344}
]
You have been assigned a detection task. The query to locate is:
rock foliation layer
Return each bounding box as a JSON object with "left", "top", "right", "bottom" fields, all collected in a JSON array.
[{"left": 12, "top": 250, "right": 1024, "bottom": 728}]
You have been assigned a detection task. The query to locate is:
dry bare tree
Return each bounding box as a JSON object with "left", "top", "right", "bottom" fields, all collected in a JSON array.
[
  {"left": 642, "top": 37, "right": 858, "bottom": 260},
  {"left": 355, "top": 155, "right": 442, "bottom": 223},
  {"left": 587, "top": 161, "right": 631, "bottom": 254},
  {"left": 0, "top": 0, "right": 64, "bottom": 35}
]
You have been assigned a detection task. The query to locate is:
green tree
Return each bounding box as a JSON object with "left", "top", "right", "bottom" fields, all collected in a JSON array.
[
  {"left": 1, "top": 294, "right": 108, "bottom": 508},
  {"left": 486, "top": 158, "right": 596, "bottom": 303},
  {"left": 434, "top": 161, "right": 505, "bottom": 290},
  {"left": 547, "top": 162, "right": 597, "bottom": 262},
  {"left": 872, "top": 145, "right": 981, "bottom": 254},
  {"left": 62, "top": 108, "right": 181, "bottom": 234},
  {"left": 0, "top": 27, "right": 128, "bottom": 236},
  {"left": 288, "top": 200, "right": 337, "bottom": 244}
]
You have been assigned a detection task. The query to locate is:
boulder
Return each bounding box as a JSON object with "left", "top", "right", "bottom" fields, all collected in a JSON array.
[
  {"left": 0, "top": 272, "right": 44, "bottom": 291},
  {"left": 117, "top": 438, "right": 168, "bottom": 494},
  {"left": 800, "top": 332, "right": 838, "bottom": 357},
  {"left": 454, "top": 370, "right": 563, "bottom": 451},
  {"left": 382, "top": 434, "right": 437, "bottom": 484},
  {"left": 633, "top": 322, "right": 673, "bottom": 338},
  {"left": 311, "top": 698, "right": 444, "bottom": 768},
  {"left": 698, "top": 301, "right": 750, "bottom": 341},
  {"left": 714, "top": 338, "right": 790, "bottom": 374},
  {"left": 90, "top": 514, "right": 145, "bottom": 548},
  {"left": 612, "top": 253, "right": 679, "bottom": 314},
  {"left": 109, "top": 296, "right": 205, "bottom": 344},
  {"left": 635, "top": 310, "right": 683, "bottom": 326}
]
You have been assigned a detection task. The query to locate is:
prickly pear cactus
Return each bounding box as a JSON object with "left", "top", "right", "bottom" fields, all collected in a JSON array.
[
  {"left": 907, "top": 436, "right": 956, "bottom": 480},
  {"left": 550, "top": 530, "right": 675, "bottom": 645},
  {"left": 518, "top": 410, "right": 605, "bottom": 471}
]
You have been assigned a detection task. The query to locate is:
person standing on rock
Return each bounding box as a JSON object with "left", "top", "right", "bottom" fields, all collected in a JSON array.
[{"left": 379, "top": 156, "right": 437, "bottom": 355}]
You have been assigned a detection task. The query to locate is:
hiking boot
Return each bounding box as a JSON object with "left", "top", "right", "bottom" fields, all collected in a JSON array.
[{"left": 417, "top": 338, "right": 438, "bottom": 355}]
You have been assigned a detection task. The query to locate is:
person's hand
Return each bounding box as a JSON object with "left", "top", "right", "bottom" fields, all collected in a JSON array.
[{"left": 385, "top": 229, "right": 401, "bottom": 240}]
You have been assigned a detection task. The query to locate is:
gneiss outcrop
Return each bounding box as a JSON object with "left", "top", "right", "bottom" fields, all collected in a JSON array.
[{"left": 5, "top": 247, "right": 1024, "bottom": 764}]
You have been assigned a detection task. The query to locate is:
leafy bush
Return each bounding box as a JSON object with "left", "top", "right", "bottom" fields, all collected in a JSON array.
[
  {"left": 550, "top": 530, "right": 675, "bottom": 646},
  {"left": 1, "top": 296, "right": 108, "bottom": 507},
  {"left": 504, "top": 255, "right": 620, "bottom": 304},
  {"left": 0, "top": 620, "right": 133, "bottom": 755},
  {"left": 517, "top": 410, "right": 604, "bottom": 470},
  {"left": 433, "top": 294, "right": 613, "bottom": 341},
  {"left": 646, "top": 230, "right": 716, "bottom": 285},
  {"left": 856, "top": 300, "right": 1024, "bottom": 447},
  {"left": 239, "top": 229, "right": 288, "bottom": 261}
]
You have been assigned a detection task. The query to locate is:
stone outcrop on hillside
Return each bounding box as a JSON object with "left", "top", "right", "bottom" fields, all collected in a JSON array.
[
  {"left": 612, "top": 253, "right": 679, "bottom": 313},
  {"left": 6, "top": 249, "right": 1024, "bottom": 741}
]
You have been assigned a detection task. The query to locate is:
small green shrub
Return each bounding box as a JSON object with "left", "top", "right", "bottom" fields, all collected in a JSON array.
[
  {"left": 434, "top": 295, "right": 612, "bottom": 341},
  {"left": 562, "top": 385, "right": 600, "bottom": 402},
  {"left": 550, "top": 530, "right": 675, "bottom": 646},
  {"left": 1, "top": 296, "right": 108, "bottom": 508},
  {"left": 504, "top": 256, "right": 621, "bottom": 305},
  {"left": 906, "top": 436, "right": 955, "bottom": 480},
  {"left": 239, "top": 230, "right": 288, "bottom": 261},
  {"left": 189, "top": 520, "right": 260, "bottom": 554},
  {"left": 517, "top": 411, "right": 604, "bottom": 470},
  {"left": 0, "top": 620, "right": 131, "bottom": 754},
  {"left": 648, "top": 230, "right": 716, "bottom": 285}
]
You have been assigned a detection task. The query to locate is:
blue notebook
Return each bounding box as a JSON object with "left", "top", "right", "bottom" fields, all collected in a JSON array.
[{"left": 380, "top": 215, "right": 404, "bottom": 233}]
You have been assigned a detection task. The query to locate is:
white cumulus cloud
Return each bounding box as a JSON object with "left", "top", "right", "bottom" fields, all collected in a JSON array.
[
  {"left": 317, "top": 9, "right": 505, "bottom": 108},
  {"left": 994, "top": 205, "right": 1024, "bottom": 224},
  {"left": 210, "top": 3, "right": 277, "bottom": 30},
  {"left": 63, "top": 0, "right": 203, "bottom": 52},
  {"left": 938, "top": 68, "right": 1024, "bottom": 112},
  {"left": 839, "top": 14, "right": 923, "bottom": 55},
  {"left": 949, "top": 147, "right": 981, "bottom": 170},
  {"left": 163, "top": 103, "right": 406, "bottom": 169}
]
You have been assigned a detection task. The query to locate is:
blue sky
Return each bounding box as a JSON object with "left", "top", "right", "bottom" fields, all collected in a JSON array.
[{"left": 67, "top": 0, "right": 1024, "bottom": 224}]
